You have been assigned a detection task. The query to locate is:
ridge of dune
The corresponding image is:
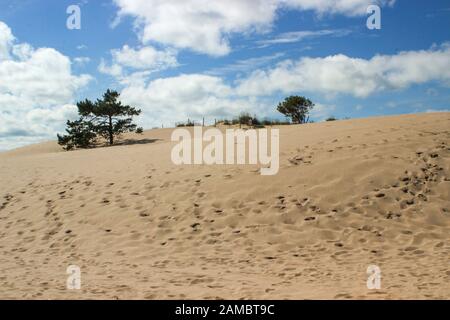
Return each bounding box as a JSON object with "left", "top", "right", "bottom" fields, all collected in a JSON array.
[{"left": 0, "top": 112, "right": 449, "bottom": 299}]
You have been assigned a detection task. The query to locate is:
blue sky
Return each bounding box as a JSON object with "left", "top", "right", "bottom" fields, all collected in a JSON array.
[{"left": 0, "top": 0, "right": 449, "bottom": 150}]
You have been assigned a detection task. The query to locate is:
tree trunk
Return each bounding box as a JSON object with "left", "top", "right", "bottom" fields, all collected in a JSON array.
[{"left": 108, "top": 115, "right": 113, "bottom": 145}]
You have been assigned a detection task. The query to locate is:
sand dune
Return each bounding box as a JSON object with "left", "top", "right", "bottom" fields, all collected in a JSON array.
[{"left": 0, "top": 113, "right": 449, "bottom": 299}]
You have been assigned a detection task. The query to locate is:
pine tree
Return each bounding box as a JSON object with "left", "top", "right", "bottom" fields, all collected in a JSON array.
[
  {"left": 78, "top": 89, "right": 142, "bottom": 145},
  {"left": 57, "top": 118, "right": 97, "bottom": 151},
  {"left": 57, "top": 89, "right": 142, "bottom": 150}
]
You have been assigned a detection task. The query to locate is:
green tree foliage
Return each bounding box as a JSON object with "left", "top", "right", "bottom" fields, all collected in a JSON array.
[
  {"left": 276, "top": 96, "right": 314, "bottom": 124},
  {"left": 135, "top": 127, "right": 144, "bottom": 134},
  {"left": 58, "top": 89, "right": 142, "bottom": 150},
  {"left": 238, "top": 112, "right": 253, "bottom": 125},
  {"left": 57, "top": 118, "right": 97, "bottom": 151},
  {"left": 78, "top": 89, "right": 141, "bottom": 145}
]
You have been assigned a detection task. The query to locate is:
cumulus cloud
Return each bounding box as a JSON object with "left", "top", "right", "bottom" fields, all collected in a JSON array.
[
  {"left": 113, "top": 0, "right": 394, "bottom": 56},
  {"left": 99, "top": 45, "right": 178, "bottom": 82},
  {"left": 114, "top": 45, "right": 177, "bottom": 70},
  {"left": 0, "top": 21, "right": 92, "bottom": 150},
  {"left": 0, "top": 104, "right": 80, "bottom": 150},
  {"left": 1, "top": 49, "right": 90, "bottom": 105},
  {"left": 120, "top": 74, "right": 265, "bottom": 128},
  {"left": 113, "top": 0, "right": 277, "bottom": 56},
  {"left": 117, "top": 74, "right": 338, "bottom": 128},
  {"left": 117, "top": 43, "right": 450, "bottom": 129},
  {"left": 0, "top": 21, "right": 14, "bottom": 60},
  {"left": 236, "top": 44, "right": 450, "bottom": 98}
]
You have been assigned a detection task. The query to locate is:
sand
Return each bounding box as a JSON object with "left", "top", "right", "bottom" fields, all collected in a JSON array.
[{"left": 0, "top": 113, "right": 449, "bottom": 300}]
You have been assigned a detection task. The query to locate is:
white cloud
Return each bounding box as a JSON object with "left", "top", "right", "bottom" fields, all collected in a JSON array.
[
  {"left": 113, "top": 0, "right": 394, "bottom": 56},
  {"left": 73, "top": 56, "right": 91, "bottom": 66},
  {"left": 120, "top": 74, "right": 264, "bottom": 127},
  {"left": 310, "top": 103, "right": 336, "bottom": 121},
  {"left": 99, "top": 45, "right": 178, "bottom": 81},
  {"left": 0, "top": 47, "right": 91, "bottom": 105},
  {"left": 0, "top": 104, "right": 79, "bottom": 150},
  {"left": 26, "top": 104, "right": 78, "bottom": 124},
  {"left": 425, "top": 109, "right": 450, "bottom": 113},
  {"left": 285, "top": 0, "right": 396, "bottom": 16},
  {"left": 257, "top": 29, "right": 352, "bottom": 46},
  {"left": 117, "top": 43, "right": 450, "bottom": 129},
  {"left": 114, "top": 0, "right": 277, "bottom": 56},
  {"left": 0, "top": 21, "right": 92, "bottom": 150},
  {"left": 0, "top": 21, "right": 14, "bottom": 60},
  {"left": 237, "top": 44, "right": 450, "bottom": 98},
  {"left": 99, "top": 59, "right": 123, "bottom": 78},
  {"left": 114, "top": 45, "right": 177, "bottom": 70},
  {"left": 206, "top": 52, "right": 285, "bottom": 76},
  {"left": 118, "top": 73, "right": 338, "bottom": 128}
]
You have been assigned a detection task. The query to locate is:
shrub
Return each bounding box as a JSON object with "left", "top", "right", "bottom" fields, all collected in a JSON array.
[
  {"left": 251, "top": 115, "right": 261, "bottom": 126},
  {"left": 176, "top": 119, "right": 196, "bottom": 127},
  {"left": 262, "top": 118, "right": 291, "bottom": 126},
  {"left": 277, "top": 96, "right": 314, "bottom": 124},
  {"left": 238, "top": 112, "right": 253, "bottom": 125}
]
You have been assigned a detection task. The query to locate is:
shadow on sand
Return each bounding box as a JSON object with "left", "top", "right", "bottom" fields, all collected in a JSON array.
[{"left": 114, "top": 138, "right": 161, "bottom": 146}]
